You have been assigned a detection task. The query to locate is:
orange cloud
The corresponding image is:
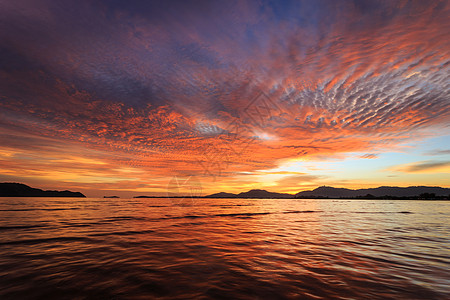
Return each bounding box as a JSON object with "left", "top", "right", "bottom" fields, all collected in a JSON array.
[{"left": 388, "top": 161, "right": 450, "bottom": 174}]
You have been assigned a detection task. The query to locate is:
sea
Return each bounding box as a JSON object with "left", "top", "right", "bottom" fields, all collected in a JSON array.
[{"left": 0, "top": 197, "right": 448, "bottom": 299}]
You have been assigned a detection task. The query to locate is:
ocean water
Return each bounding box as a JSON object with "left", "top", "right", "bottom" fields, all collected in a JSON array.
[{"left": 0, "top": 197, "right": 448, "bottom": 299}]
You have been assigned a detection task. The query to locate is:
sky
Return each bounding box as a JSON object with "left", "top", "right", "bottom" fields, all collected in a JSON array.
[{"left": 0, "top": 0, "right": 449, "bottom": 197}]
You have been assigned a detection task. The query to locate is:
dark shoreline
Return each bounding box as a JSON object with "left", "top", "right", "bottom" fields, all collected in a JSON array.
[
  {"left": 136, "top": 186, "right": 450, "bottom": 200},
  {"left": 133, "top": 196, "right": 449, "bottom": 200},
  {"left": 0, "top": 183, "right": 85, "bottom": 198}
]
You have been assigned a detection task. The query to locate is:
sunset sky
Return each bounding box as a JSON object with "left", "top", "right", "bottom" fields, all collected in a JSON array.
[{"left": 0, "top": 0, "right": 449, "bottom": 197}]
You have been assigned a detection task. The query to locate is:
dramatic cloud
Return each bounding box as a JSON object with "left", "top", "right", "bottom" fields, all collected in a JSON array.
[{"left": 0, "top": 0, "right": 449, "bottom": 195}]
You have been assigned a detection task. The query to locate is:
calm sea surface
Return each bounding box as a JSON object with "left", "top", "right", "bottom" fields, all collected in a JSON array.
[{"left": 0, "top": 197, "right": 448, "bottom": 299}]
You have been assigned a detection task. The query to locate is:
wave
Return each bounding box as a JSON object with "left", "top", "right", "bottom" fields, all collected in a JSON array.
[
  {"left": 0, "top": 207, "right": 81, "bottom": 211},
  {"left": 0, "top": 236, "right": 91, "bottom": 246}
]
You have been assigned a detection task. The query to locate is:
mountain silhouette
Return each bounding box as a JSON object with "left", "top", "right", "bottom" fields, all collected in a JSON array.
[
  {"left": 206, "top": 189, "right": 293, "bottom": 199},
  {"left": 0, "top": 183, "right": 86, "bottom": 197},
  {"left": 295, "top": 186, "right": 450, "bottom": 198},
  {"left": 237, "top": 189, "right": 293, "bottom": 199},
  {"left": 206, "top": 192, "right": 238, "bottom": 198},
  {"left": 205, "top": 186, "right": 450, "bottom": 199}
]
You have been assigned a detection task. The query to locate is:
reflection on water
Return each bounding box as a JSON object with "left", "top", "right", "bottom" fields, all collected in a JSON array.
[{"left": 0, "top": 198, "right": 448, "bottom": 299}]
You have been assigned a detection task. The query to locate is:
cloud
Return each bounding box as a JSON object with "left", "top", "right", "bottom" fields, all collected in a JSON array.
[
  {"left": 276, "top": 174, "right": 324, "bottom": 187},
  {"left": 389, "top": 161, "right": 450, "bottom": 174},
  {"left": 0, "top": 0, "right": 449, "bottom": 194},
  {"left": 359, "top": 154, "right": 378, "bottom": 159},
  {"left": 425, "top": 149, "right": 450, "bottom": 156}
]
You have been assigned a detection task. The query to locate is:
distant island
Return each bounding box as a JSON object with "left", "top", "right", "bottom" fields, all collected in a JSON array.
[
  {"left": 3, "top": 182, "right": 447, "bottom": 199},
  {"left": 207, "top": 189, "right": 293, "bottom": 199},
  {"left": 205, "top": 186, "right": 450, "bottom": 200},
  {"left": 294, "top": 186, "right": 450, "bottom": 199},
  {"left": 134, "top": 186, "right": 449, "bottom": 199},
  {"left": 0, "top": 183, "right": 85, "bottom": 197}
]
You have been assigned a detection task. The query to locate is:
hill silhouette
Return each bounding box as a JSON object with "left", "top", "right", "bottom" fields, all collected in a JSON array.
[
  {"left": 207, "top": 190, "right": 293, "bottom": 198},
  {"left": 205, "top": 186, "right": 450, "bottom": 199},
  {"left": 0, "top": 183, "right": 85, "bottom": 197},
  {"left": 206, "top": 192, "right": 238, "bottom": 198},
  {"left": 295, "top": 186, "right": 450, "bottom": 198},
  {"left": 237, "top": 189, "right": 293, "bottom": 199}
]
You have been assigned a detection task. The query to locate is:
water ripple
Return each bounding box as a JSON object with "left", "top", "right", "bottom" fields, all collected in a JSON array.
[{"left": 0, "top": 198, "right": 448, "bottom": 299}]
